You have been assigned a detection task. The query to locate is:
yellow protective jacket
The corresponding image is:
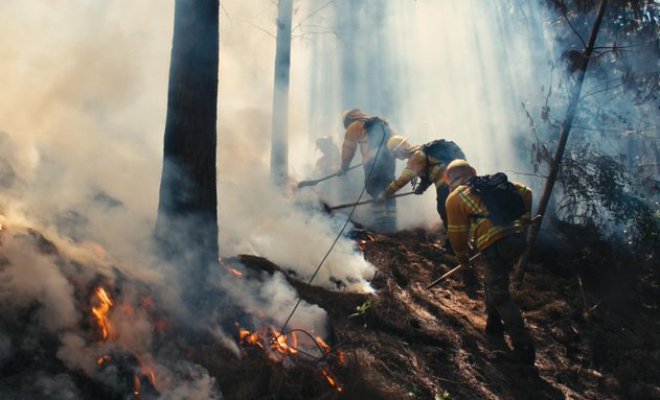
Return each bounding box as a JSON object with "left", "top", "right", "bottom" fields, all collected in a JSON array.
[
  {"left": 340, "top": 119, "right": 371, "bottom": 171},
  {"left": 446, "top": 183, "right": 532, "bottom": 264},
  {"left": 383, "top": 147, "right": 449, "bottom": 195}
]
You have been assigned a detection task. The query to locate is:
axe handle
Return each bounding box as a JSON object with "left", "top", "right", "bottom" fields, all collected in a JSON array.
[
  {"left": 297, "top": 163, "right": 363, "bottom": 188},
  {"left": 426, "top": 216, "right": 541, "bottom": 289},
  {"left": 329, "top": 191, "right": 416, "bottom": 211},
  {"left": 426, "top": 253, "right": 481, "bottom": 289}
]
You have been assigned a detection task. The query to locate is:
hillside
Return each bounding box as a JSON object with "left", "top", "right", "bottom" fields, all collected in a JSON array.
[
  {"left": 1, "top": 222, "right": 658, "bottom": 400},
  {"left": 210, "top": 227, "right": 660, "bottom": 400}
]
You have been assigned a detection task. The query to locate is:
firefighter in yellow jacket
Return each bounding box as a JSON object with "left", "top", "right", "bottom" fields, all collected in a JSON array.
[
  {"left": 339, "top": 108, "right": 397, "bottom": 232},
  {"left": 444, "top": 159, "right": 536, "bottom": 365},
  {"left": 381, "top": 135, "right": 457, "bottom": 232}
]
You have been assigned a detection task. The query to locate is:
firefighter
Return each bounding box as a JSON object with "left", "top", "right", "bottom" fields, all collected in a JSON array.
[
  {"left": 314, "top": 136, "right": 340, "bottom": 176},
  {"left": 338, "top": 108, "right": 397, "bottom": 232},
  {"left": 380, "top": 135, "right": 456, "bottom": 233},
  {"left": 444, "top": 159, "right": 536, "bottom": 365}
]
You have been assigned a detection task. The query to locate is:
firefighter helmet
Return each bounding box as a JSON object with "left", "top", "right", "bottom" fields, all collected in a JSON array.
[
  {"left": 342, "top": 108, "right": 369, "bottom": 129},
  {"left": 386, "top": 135, "right": 409, "bottom": 154},
  {"left": 443, "top": 159, "right": 476, "bottom": 184}
]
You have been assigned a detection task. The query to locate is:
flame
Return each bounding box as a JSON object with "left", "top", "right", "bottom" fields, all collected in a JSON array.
[
  {"left": 91, "top": 287, "right": 114, "bottom": 340},
  {"left": 321, "top": 369, "right": 336, "bottom": 386},
  {"left": 227, "top": 267, "right": 243, "bottom": 277},
  {"left": 133, "top": 374, "right": 141, "bottom": 398},
  {"left": 321, "top": 368, "right": 343, "bottom": 392},
  {"left": 239, "top": 328, "right": 265, "bottom": 349},
  {"left": 238, "top": 326, "right": 345, "bottom": 392},
  {"left": 97, "top": 354, "right": 110, "bottom": 365},
  {"left": 147, "top": 369, "right": 157, "bottom": 387},
  {"left": 315, "top": 336, "right": 332, "bottom": 354},
  {"left": 140, "top": 364, "right": 158, "bottom": 389},
  {"left": 271, "top": 329, "right": 299, "bottom": 356},
  {"left": 290, "top": 332, "right": 299, "bottom": 355}
]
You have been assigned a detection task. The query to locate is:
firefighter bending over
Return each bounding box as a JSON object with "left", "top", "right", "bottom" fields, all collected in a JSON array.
[
  {"left": 381, "top": 135, "right": 466, "bottom": 236},
  {"left": 444, "top": 159, "right": 536, "bottom": 365},
  {"left": 338, "top": 108, "right": 397, "bottom": 232}
]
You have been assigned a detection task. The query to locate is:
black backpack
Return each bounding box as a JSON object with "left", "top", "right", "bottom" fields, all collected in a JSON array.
[
  {"left": 468, "top": 173, "right": 526, "bottom": 226},
  {"left": 421, "top": 139, "right": 466, "bottom": 165}
]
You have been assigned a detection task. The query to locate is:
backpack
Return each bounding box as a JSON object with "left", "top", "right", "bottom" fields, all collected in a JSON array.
[
  {"left": 468, "top": 173, "right": 526, "bottom": 226},
  {"left": 421, "top": 139, "right": 466, "bottom": 165}
]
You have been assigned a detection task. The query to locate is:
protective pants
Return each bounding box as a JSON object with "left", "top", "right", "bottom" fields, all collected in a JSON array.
[
  {"left": 365, "top": 163, "right": 396, "bottom": 233},
  {"left": 481, "top": 233, "right": 535, "bottom": 361},
  {"left": 435, "top": 184, "right": 450, "bottom": 231},
  {"left": 371, "top": 197, "right": 397, "bottom": 233}
]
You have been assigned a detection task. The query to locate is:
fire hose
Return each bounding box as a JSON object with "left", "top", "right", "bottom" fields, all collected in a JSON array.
[{"left": 296, "top": 163, "right": 363, "bottom": 188}]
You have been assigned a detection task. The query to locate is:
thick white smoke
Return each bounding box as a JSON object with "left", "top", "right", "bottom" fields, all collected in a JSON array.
[
  {"left": 5, "top": 0, "right": 633, "bottom": 397},
  {"left": 0, "top": 1, "right": 377, "bottom": 397},
  {"left": 289, "top": 1, "right": 554, "bottom": 229}
]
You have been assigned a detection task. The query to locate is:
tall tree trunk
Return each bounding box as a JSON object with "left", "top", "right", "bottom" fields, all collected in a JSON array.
[
  {"left": 514, "top": 0, "right": 608, "bottom": 282},
  {"left": 271, "top": 0, "right": 293, "bottom": 186},
  {"left": 156, "top": 0, "right": 219, "bottom": 287}
]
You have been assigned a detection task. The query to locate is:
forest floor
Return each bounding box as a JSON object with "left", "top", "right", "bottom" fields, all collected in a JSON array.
[
  {"left": 1, "top": 221, "right": 658, "bottom": 400},
  {"left": 208, "top": 224, "right": 660, "bottom": 400}
]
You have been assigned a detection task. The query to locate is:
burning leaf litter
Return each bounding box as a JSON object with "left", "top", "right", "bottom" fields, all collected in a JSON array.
[{"left": 237, "top": 324, "right": 345, "bottom": 393}]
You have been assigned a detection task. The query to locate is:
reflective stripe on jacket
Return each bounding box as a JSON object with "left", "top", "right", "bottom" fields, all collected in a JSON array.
[{"left": 446, "top": 183, "right": 532, "bottom": 264}]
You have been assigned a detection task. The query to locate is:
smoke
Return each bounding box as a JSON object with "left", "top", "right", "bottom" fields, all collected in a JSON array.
[
  {"left": 0, "top": 233, "right": 80, "bottom": 332},
  {"left": 289, "top": 1, "right": 555, "bottom": 229},
  {"left": 0, "top": 1, "right": 374, "bottom": 396},
  {"left": 8, "top": 0, "right": 651, "bottom": 397}
]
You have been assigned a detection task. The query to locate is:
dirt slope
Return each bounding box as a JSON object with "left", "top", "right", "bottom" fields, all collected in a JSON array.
[
  {"left": 212, "top": 227, "right": 660, "bottom": 400},
  {"left": 1, "top": 223, "right": 658, "bottom": 399}
]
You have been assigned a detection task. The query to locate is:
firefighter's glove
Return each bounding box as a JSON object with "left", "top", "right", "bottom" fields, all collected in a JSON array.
[
  {"left": 414, "top": 185, "right": 427, "bottom": 195},
  {"left": 412, "top": 177, "right": 432, "bottom": 195}
]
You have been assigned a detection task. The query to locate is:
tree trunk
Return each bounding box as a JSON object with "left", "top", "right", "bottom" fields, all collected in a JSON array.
[
  {"left": 514, "top": 0, "right": 608, "bottom": 283},
  {"left": 271, "top": 0, "right": 294, "bottom": 186},
  {"left": 155, "top": 0, "right": 219, "bottom": 287}
]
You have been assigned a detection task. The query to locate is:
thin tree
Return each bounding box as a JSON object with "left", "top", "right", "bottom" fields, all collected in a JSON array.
[
  {"left": 514, "top": 0, "right": 608, "bottom": 282},
  {"left": 156, "top": 0, "right": 220, "bottom": 287},
  {"left": 271, "top": 0, "right": 294, "bottom": 186}
]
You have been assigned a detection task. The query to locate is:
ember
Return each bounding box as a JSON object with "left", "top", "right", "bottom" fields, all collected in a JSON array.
[{"left": 321, "top": 367, "right": 343, "bottom": 393}]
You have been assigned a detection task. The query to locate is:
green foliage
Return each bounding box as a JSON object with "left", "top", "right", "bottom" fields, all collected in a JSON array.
[
  {"left": 557, "top": 148, "right": 660, "bottom": 259},
  {"left": 520, "top": 1, "right": 660, "bottom": 264}
]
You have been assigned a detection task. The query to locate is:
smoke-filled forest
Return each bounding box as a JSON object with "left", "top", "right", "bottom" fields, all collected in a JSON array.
[{"left": 0, "top": 0, "right": 658, "bottom": 399}]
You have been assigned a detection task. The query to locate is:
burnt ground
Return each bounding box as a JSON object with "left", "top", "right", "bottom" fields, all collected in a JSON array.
[
  {"left": 1, "top": 223, "right": 659, "bottom": 400},
  {"left": 204, "top": 226, "right": 660, "bottom": 400}
]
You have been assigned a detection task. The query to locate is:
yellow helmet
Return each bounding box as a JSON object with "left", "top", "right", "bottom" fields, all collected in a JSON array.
[
  {"left": 443, "top": 159, "right": 476, "bottom": 184},
  {"left": 386, "top": 135, "right": 409, "bottom": 154},
  {"left": 342, "top": 108, "right": 369, "bottom": 129}
]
